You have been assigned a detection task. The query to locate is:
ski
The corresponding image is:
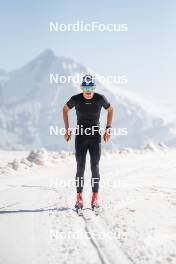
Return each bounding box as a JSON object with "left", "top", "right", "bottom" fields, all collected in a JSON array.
[
  {"left": 73, "top": 207, "right": 83, "bottom": 216},
  {"left": 92, "top": 205, "right": 100, "bottom": 216},
  {"left": 74, "top": 202, "right": 83, "bottom": 216},
  {"left": 77, "top": 207, "right": 83, "bottom": 216},
  {"left": 73, "top": 206, "right": 101, "bottom": 216}
]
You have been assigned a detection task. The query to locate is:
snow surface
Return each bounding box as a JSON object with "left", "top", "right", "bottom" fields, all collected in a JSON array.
[{"left": 0, "top": 146, "right": 176, "bottom": 264}]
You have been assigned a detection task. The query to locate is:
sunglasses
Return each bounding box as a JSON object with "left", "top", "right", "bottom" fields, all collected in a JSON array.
[{"left": 82, "top": 87, "right": 94, "bottom": 91}]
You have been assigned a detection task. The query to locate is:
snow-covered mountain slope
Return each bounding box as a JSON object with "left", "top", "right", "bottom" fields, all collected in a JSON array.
[
  {"left": 0, "top": 49, "right": 175, "bottom": 150},
  {"left": 0, "top": 148, "right": 176, "bottom": 264}
]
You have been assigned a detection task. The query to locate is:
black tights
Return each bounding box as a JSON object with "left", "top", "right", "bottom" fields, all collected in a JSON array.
[{"left": 75, "top": 135, "right": 101, "bottom": 193}]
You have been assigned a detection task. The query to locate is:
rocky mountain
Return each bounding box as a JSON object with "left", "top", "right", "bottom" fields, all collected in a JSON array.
[{"left": 0, "top": 49, "right": 175, "bottom": 150}]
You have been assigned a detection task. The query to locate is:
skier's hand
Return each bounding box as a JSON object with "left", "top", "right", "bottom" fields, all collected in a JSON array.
[
  {"left": 103, "top": 128, "right": 111, "bottom": 143},
  {"left": 64, "top": 129, "right": 71, "bottom": 142}
]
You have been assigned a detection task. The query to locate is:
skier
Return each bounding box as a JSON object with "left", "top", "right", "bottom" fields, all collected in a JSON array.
[{"left": 63, "top": 75, "right": 113, "bottom": 214}]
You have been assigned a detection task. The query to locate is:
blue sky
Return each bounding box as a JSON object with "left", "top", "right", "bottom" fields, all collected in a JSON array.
[{"left": 0, "top": 0, "right": 176, "bottom": 103}]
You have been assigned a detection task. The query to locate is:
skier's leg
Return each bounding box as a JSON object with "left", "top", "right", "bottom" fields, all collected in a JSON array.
[
  {"left": 75, "top": 136, "right": 88, "bottom": 193},
  {"left": 89, "top": 136, "right": 101, "bottom": 193}
]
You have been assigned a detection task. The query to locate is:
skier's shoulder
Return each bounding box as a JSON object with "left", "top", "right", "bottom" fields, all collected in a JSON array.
[
  {"left": 94, "top": 92, "right": 106, "bottom": 101},
  {"left": 71, "top": 93, "right": 82, "bottom": 101}
]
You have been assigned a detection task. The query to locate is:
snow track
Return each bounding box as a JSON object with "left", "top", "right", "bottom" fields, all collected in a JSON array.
[
  {"left": 81, "top": 209, "right": 132, "bottom": 264},
  {"left": 0, "top": 148, "right": 176, "bottom": 264}
]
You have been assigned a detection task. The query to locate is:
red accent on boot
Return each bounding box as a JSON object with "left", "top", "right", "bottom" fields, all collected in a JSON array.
[
  {"left": 75, "top": 192, "right": 83, "bottom": 208},
  {"left": 91, "top": 192, "right": 99, "bottom": 208}
]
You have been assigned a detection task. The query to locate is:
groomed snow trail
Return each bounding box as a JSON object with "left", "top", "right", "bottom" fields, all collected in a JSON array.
[{"left": 0, "top": 148, "right": 176, "bottom": 264}]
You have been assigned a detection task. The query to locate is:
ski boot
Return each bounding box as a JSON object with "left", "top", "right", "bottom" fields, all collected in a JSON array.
[
  {"left": 91, "top": 192, "right": 99, "bottom": 215},
  {"left": 75, "top": 192, "right": 83, "bottom": 216}
]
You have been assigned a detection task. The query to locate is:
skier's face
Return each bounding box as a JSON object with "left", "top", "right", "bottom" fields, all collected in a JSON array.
[{"left": 81, "top": 87, "right": 95, "bottom": 99}]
